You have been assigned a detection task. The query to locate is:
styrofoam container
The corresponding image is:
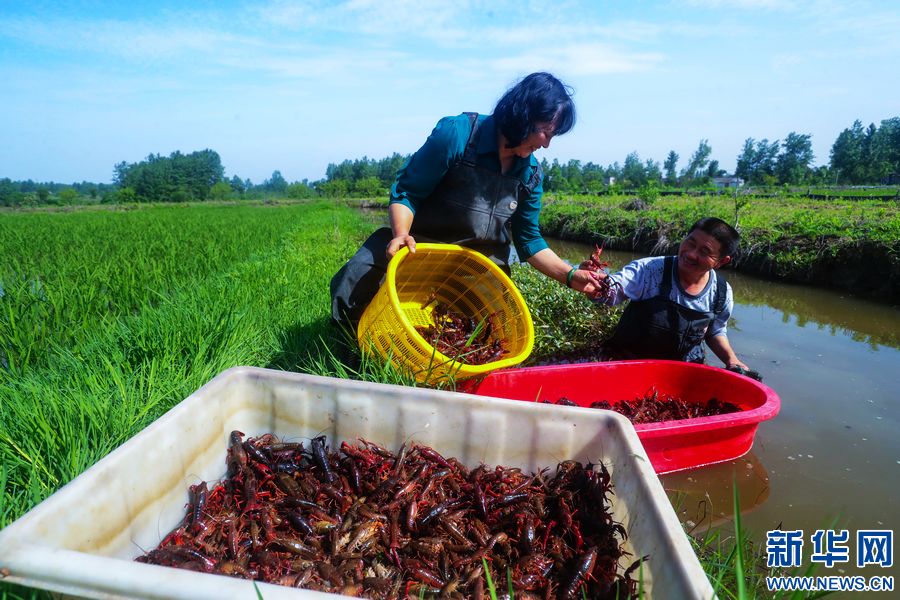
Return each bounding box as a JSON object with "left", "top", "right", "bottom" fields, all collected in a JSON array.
[{"left": 0, "top": 367, "right": 713, "bottom": 599}]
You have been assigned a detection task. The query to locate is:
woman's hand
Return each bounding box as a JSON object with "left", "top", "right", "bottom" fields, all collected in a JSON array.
[
  {"left": 570, "top": 268, "right": 604, "bottom": 296},
  {"left": 386, "top": 234, "right": 416, "bottom": 259}
]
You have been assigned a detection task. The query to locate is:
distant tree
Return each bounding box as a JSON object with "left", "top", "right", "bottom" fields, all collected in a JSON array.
[
  {"left": 581, "top": 161, "right": 604, "bottom": 193},
  {"left": 869, "top": 117, "right": 900, "bottom": 181},
  {"left": 377, "top": 153, "right": 408, "bottom": 186},
  {"left": 353, "top": 176, "right": 385, "bottom": 197},
  {"left": 681, "top": 140, "right": 712, "bottom": 183},
  {"left": 0, "top": 178, "right": 19, "bottom": 206},
  {"left": 58, "top": 188, "right": 79, "bottom": 205},
  {"left": 736, "top": 138, "right": 780, "bottom": 185},
  {"left": 704, "top": 160, "right": 717, "bottom": 179},
  {"left": 319, "top": 179, "right": 349, "bottom": 197},
  {"left": 644, "top": 158, "right": 662, "bottom": 183},
  {"left": 264, "top": 170, "right": 288, "bottom": 194},
  {"left": 113, "top": 161, "right": 129, "bottom": 186},
  {"left": 287, "top": 181, "right": 317, "bottom": 199},
  {"left": 543, "top": 159, "right": 564, "bottom": 192},
  {"left": 229, "top": 175, "right": 245, "bottom": 195},
  {"left": 36, "top": 188, "right": 49, "bottom": 203},
  {"left": 775, "top": 132, "right": 814, "bottom": 184},
  {"left": 558, "top": 159, "right": 582, "bottom": 192},
  {"left": 116, "top": 187, "right": 138, "bottom": 203},
  {"left": 663, "top": 151, "right": 679, "bottom": 185},
  {"left": 734, "top": 138, "right": 755, "bottom": 182},
  {"left": 622, "top": 152, "right": 646, "bottom": 187},
  {"left": 113, "top": 149, "right": 224, "bottom": 201},
  {"left": 830, "top": 120, "right": 867, "bottom": 184},
  {"left": 210, "top": 181, "right": 232, "bottom": 200}
]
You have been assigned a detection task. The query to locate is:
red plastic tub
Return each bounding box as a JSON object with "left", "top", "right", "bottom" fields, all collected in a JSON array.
[{"left": 469, "top": 360, "right": 780, "bottom": 474}]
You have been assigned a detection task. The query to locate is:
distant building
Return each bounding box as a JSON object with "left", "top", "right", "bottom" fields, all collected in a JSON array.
[
  {"left": 605, "top": 176, "right": 616, "bottom": 186},
  {"left": 712, "top": 176, "right": 745, "bottom": 189}
]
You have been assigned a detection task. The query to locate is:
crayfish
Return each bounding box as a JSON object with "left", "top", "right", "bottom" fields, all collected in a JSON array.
[
  {"left": 136, "top": 432, "right": 643, "bottom": 599},
  {"left": 415, "top": 301, "right": 507, "bottom": 365},
  {"left": 579, "top": 244, "right": 623, "bottom": 302},
  {"left": 548, "top": 388, "right": 741, "bottom": 424}
]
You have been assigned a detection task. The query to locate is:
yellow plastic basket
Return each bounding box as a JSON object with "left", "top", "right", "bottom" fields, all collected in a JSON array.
[{"left": 357, "top": 243, "right": 534, "bottom": 384}]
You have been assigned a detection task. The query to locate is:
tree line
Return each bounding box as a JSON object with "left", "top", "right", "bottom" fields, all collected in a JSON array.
[{"left": 2, "top": 116, "right": 897, "bottom": 207}]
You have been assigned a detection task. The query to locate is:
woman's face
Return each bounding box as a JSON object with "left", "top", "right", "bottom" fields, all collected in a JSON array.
[{"left": 509, "top": 122, "right": 555, "bottom": 158}]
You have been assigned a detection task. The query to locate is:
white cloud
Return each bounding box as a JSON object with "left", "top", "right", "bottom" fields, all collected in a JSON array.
[
  {"left": 681, "top": 0, "right": 792, "bottom": 9},
  {"left": 487, "top": 43, "right": 665, "bottom": 77},
  {"left": 0, "top": 16, "right": 242, "bottom": 62}
]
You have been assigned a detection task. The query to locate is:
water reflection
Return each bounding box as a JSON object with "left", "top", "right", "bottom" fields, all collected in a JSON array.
[{"left": 663, "top": 451, "right": 771, "bottom": 531}]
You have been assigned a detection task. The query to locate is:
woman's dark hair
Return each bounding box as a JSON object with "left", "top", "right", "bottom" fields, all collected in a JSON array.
[
  {"left": 492, "top": 72, "right": 576, "bottom": 148},
  {"left": 689, "top": 217, "right": 741, "bottom": 258}
]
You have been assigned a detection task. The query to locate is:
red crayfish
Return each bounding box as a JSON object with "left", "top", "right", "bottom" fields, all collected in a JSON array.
[{"left": 578, "top": 244, "right": 623, "bottom": 302}]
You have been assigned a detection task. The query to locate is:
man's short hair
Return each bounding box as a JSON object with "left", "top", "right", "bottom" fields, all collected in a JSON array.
[{"left": 689, "top": 217, "right": 740, "bottom": 258}]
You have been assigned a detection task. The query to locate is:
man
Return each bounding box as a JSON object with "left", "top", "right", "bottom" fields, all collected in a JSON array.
[{"left": 593, "top": 217, "right": 752, "bottom": 370}]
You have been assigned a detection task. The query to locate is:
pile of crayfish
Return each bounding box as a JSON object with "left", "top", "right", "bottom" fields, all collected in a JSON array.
[
  {"left": 549, "top": 388, "right": 741, "bottom": 424},
  {"left": 136, "top": 432, "right": 642, "bottom": 599},
  {"left": 579, "top": 244, "right": 623, "bottom": 302},
  {"left": 415, "top": 302, "right": 507, "bottom": 365}
]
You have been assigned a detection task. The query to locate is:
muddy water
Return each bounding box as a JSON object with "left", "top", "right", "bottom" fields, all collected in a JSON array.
[{"left": 546, "top": 239, "right": 900, "bottom": 580}]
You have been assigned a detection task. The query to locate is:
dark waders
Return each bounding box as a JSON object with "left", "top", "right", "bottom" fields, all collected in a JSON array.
[
  {"left": 604, "top": 256, "right": 727, "bottom": 363},
  {"left": 329, "top": 113, "right": 541, "bottom": 329}
]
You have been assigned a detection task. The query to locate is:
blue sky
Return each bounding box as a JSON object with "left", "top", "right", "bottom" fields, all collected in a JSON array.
[{"left": 1, "top": 0, "right": 898, "bottom": 184}]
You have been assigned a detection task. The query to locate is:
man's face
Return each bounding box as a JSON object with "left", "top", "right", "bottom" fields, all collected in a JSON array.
[{"left": 678, "top": 230, "right": 729, "bottom": 273}]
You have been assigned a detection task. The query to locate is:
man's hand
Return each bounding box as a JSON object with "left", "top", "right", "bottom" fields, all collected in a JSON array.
[
  {"left": 727, "top": 359, "right": 750, "bottom": 371},
  {"left": 726, "top": 363, "right": 763, "bottom": 381},
  {"left": 386, "top": 234, "right": 416, "bottom": 259}
]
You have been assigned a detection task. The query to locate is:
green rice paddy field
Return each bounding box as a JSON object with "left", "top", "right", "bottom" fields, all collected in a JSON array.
[{"left": 0, "top": 202, "right": 381, "bottom": 531}]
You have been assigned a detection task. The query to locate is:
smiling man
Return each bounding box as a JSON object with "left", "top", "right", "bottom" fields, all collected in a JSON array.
[{"left": 592, "top": 217, "right": 751, "bottom": 370}]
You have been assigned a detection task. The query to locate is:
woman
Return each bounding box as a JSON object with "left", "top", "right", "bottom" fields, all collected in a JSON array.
[{"left": 331, "top": 72, "right": 602, "bottom": 328}]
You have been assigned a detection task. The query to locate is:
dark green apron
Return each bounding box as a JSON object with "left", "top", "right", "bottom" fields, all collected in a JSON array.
[
  {"left": 330, "top": 113, "right": 542, "bottom": 326},
  {"left": 604, "top": 256, "right": 727, "bottom": 362}
]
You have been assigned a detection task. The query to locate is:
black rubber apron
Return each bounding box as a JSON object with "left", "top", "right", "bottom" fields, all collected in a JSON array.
[
  {"left": 604, "top": 256, "right": 727, "bottom": 362},
  {"left": 330, "top": 113, "right": 542, "bottom": 327}
]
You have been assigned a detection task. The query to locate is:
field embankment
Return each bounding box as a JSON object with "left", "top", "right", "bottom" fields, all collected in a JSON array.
[{"left": 537, "top": 194, "right": 900, "bottom": 303}]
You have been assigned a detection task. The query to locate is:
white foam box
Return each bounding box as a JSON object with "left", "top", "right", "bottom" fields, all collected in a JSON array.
[{"left": 0, "top": 366, "right": 713, "bottom": 599}]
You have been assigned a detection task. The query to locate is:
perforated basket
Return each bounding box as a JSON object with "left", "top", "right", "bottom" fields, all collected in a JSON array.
[{"left": 357, "top": 244, "right": 534, "bottom": 383}]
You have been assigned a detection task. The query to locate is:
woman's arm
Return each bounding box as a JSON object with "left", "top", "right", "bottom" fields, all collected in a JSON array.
[
  {"left": 526, "top": 248, "right": 603, "bottom": 295},
  {"left": 386, "top": 203, "right": 417, "bottom": 258},
  {"left": 386, "top": 115, "right": 469, "bottom": 259}
]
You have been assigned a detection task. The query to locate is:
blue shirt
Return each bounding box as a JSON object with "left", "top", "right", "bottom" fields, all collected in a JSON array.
[{"left": 389, "top": 113, "right": 548, "bottom": 261}]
